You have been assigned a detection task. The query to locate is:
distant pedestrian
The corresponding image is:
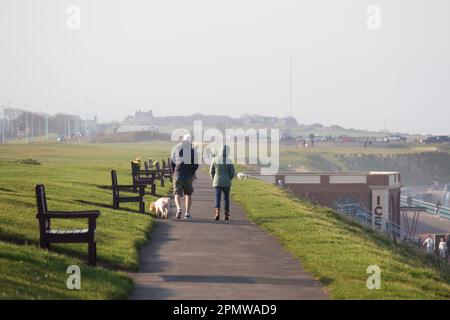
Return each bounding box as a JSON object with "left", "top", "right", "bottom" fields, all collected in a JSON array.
[
  {"left": 407, "top": 194, "right": 413, "bottom": 207},
  {"left": 210, "top": 145, "right": 235, "bottom": 221},
  {"left": 423, "top": 235, "right": 434, "bottom": 254},
  {"left": 446, "top": 236, "right": 450, "bottom": 261},
  {"left": 435, "top": 200, "right": 442, "bottom": 215},
  {"left": 439, "top": 237, "right": 447, "bottom": 259}
]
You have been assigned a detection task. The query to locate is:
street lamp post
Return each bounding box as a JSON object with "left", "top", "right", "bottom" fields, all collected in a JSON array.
[
  {"left": 45, "top": 105, "right": 49, "bottom": 141},
  {"left": 65, "top": 101, "right": 71, "bottom": 138},
  {"left": 85, "top": 98, "right": 97, "bottom": 140},
  {"left": 25, "top": 109, "right": 28, "bottom": 144},
  {"left": 31, "top": 112, "right": 34, "bottom": 140},
  {"left": 1, "top": 104, "right": 5, "bottom": 144}
]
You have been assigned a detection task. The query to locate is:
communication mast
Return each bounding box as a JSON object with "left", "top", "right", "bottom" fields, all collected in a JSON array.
[{"left": 289, "top": 52, "right": 293, "bottom": 117}]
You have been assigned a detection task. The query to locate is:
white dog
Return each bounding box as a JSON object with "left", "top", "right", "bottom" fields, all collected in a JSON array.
[
  {"left": 237, "top": 172, "right": 250, "bottom": 180},
  {"left": 149, "top": 197, "right": 170, "bottom": 219}
]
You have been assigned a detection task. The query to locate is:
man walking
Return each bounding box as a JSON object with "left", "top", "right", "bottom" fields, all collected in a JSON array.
[
  {"left": 423, "top": 235, "right": 434, "bottom": 255},
  {"left": 170, "top": 134, "right": 199, "bottom": 219}
]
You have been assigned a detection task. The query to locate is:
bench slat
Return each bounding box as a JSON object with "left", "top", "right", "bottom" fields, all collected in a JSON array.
[
  {"left": 118, "top": 196, "right": 141, "bottom": 202},
  {"left": 47, "top": 228, "right": 88, "bottom": 235}
]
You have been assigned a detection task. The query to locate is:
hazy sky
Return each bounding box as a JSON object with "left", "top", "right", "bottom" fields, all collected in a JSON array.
[{"left": 1, "top": 0, "right": 449, "bottom": 134}]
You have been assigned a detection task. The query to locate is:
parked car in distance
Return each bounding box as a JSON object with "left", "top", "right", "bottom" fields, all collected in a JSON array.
[
  {"left": 386, "top": 135, "right": 407, "bottom": 142},
  {"left": 423, "top": 135, "right": 450, "bottom": 144}
]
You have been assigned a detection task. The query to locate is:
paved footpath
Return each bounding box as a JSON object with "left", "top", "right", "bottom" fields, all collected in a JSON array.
[{"left": 129, "top": 170, "right": 328, "bottom": 299}]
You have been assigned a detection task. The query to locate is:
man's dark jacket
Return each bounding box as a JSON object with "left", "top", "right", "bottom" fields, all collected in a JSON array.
[{"left": 170, "top": 141, "right": 199, "bottom": 179}]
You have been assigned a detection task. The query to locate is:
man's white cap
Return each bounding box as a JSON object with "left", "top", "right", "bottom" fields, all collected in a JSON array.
[{"left": 182, "top": 133, "right": 192, "bottom": 142}]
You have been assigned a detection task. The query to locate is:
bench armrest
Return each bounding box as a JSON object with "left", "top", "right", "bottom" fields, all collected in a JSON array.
[{"left": 38, "top": 210, "right": 100, "bottom": 219}]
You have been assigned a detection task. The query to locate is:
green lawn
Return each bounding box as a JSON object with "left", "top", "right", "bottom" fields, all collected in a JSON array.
[
  {"left": 232, "top": 178, "right": 450, "bottom": 299},
  {"left": 0, "top": 141, "right": 172, "bottom": 299},
  {"left": 0, "top": 241, "right": 132, "bottom": 299},
  {"left": 3, "top": 140, "right": 450, "bottom": 299}
]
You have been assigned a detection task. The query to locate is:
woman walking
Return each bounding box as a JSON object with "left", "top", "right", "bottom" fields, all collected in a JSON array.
[
  {"left": 210, "top": 145, "right": 235, "bottom": 221},
  {"left": 439, "top": 237, "right": 448, "bottom": 259}
]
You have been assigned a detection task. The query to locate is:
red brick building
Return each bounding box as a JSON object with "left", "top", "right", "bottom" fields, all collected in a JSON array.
[{"left": 257, "top": 172, "right": 402, "bottom": 227}]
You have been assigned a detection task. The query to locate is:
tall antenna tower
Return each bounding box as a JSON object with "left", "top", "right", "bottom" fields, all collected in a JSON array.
[{"left": 289, "top": 52, "right": 293, "bottom": 117}]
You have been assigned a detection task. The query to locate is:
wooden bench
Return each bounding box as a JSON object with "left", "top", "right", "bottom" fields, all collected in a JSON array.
[
  {"left": 162, "top": 159, "right": 173, "bottom": 182},
  {"left": 143, "top": 160, "right": 166, "bottom": 187},
  {"left": 111, "top": 170, "right": 146, "bottom": 213},
  {"left": 35, "top": 184, "right": 100, "bottom": 266},
  {"left": 154, "top": 162, "right": 165, "bottom": 187},
  {"left": 131, "top": 161, "right": 157, "bottom": 195}
]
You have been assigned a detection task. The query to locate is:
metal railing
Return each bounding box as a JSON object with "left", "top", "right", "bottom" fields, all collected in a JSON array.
[
  {"left": 400, "top": 196, "right": 450, "bottom": 219},
  {"left": 335, "top": 203, "right": 420, "bottom": 246}
]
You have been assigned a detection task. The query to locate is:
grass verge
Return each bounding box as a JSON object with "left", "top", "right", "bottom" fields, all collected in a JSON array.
[
  {"left": 0, "top": 142, "right": 172, "bottom": 299},
  {"left": 232, "top": 177, "right": 450, "bottom": 299},
  {"left": 0, "top": 242, "right": 132, "bottom": 299}
]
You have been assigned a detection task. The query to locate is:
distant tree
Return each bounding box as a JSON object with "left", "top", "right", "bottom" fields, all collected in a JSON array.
[{"left": 281, "top": 116, "right": 298, "bottom": 126}]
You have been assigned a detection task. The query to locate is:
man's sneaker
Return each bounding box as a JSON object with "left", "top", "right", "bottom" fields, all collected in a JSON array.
[
  {"left": 175, "top": 209, "right": 182, "bottom": 219},
  {"left": 184, "top": 213, "right": 192, "bottom": 220}
]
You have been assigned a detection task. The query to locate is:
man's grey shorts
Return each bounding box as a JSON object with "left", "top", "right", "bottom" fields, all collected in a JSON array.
[{"left": 173, "top": 177, "right": 194, "bottom": 196}]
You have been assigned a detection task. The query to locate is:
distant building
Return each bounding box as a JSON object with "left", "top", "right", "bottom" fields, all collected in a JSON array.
[
  {"left": 258, "top": 171, "right": 402, "bottom": 229},
  {"left": 134, "top": 110, "right": 154, "bottom": 125},
  {"left": 117, "top": 125, "right": 159, "bottom": 133}
]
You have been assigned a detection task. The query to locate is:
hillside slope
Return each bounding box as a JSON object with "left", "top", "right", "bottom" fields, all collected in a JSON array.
[
  {"left": 0, "top": 142, "right": 172, "bottom": 299},
  {"left": 232, "top": 178, "right": 450, "bottom": 299}
]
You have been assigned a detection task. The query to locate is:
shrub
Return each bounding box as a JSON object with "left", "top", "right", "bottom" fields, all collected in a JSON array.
[{"left": 15, "top": 158, "right": 41, "bottom": 165}]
